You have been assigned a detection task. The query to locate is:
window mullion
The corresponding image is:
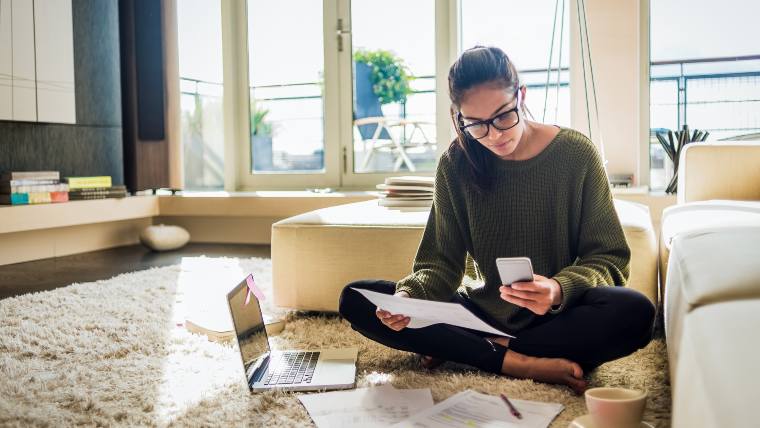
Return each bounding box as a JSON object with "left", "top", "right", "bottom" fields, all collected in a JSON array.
[{"left": 221, "top": 0, "right": 250, "bottom": 191}]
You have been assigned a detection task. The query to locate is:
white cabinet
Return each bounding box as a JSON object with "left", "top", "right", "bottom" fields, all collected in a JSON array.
[
  {"left": 0, "top": 0, "right": 76, "bottom": 123},
  {"left": 0, "top": 0, "right": 11, "bottom": 119}
]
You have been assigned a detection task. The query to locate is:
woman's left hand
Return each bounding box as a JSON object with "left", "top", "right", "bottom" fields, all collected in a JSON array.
[{"left": 499, "top": 274, "right": 563, "bottom": 315}]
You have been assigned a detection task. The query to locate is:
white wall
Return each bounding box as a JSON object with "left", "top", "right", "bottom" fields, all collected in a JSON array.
[{"left": 570, "top": 0, "right": 649, "bottom": 186}]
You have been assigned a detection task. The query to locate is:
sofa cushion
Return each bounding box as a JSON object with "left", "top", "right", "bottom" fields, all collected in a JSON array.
[
  {"left": 273, "top": 198, "right": 658, "bottom": 311},
  {"left": 659, "top": 200, "right": 760, "bottom": 288},
  {"left": 614, "top": 199, "right": 658, "bottom": 304},
  {"left": 677, "top": 142, "right": 760, "bottom": 204},
  {"left": 664, "top": 226, "right": 760, "bottom": 366},
  {"left": 671, "top": 299, "right": 760, "bottom": 428}
]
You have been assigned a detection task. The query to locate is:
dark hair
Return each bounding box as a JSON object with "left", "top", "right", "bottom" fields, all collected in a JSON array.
[{"left": 448, "top": 46, "right": 522, "bottom": 193}]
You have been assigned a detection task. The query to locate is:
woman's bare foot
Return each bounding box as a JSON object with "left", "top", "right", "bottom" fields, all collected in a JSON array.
[
  {"left": 501, "top": 350, "right": 587, "bottom": 395},
  {"left": 418, "top": 354, "right": 445, "bottom": 370}
]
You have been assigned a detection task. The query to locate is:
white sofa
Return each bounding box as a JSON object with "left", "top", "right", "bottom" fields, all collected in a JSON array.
[
  {"left": 660, "top": 142, "right": 760, "bottom": 428},
  {"left": 271, "top": 198, "right": 658, "bottom": 312}
]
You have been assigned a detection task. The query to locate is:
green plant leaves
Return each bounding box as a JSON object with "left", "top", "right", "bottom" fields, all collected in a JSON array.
[{"left": 354, "top": 49, "right": 413, "bottom": 105}]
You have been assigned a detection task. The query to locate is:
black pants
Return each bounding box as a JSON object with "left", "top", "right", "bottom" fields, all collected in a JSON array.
[{"left": 338, "top": 280, "right": 655, "bottom": 374}]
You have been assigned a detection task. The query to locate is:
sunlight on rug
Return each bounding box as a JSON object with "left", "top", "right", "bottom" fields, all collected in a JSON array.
[{"left": 0, "top": 256, "right": 671, "bottom": 427}]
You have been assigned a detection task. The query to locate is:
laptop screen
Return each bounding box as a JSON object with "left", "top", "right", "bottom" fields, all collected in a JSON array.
[{"left": 227, "top": 278, "right": 270, "bottom": 387}]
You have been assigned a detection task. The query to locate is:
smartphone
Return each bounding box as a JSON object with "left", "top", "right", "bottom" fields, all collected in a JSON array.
[{"left": 496, "top": 257, "right": 534, "bottom": 286}]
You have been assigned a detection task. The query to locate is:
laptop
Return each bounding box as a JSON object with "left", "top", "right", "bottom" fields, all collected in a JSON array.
[{"left": 226, "top": 276, "right": 358, "bottom": 392}]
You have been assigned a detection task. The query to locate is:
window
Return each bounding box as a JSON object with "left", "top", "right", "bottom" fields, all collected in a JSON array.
[
  {"left": 460, "top": 0, "right": 571, "bottom": 127},
  {"left": 349, "top": 0, "right": 437, "bottom": 175},
  {"left": 650, "top": 0, "right": 760, "bottom": 190},
  {"left": 177, "top": 0, "right": 225, "bottom": 190},
  {"left": 178, "top": 1, "right": 572, "bottom": 190},
  {"left": 237, "top": 0, "right": 447, "bottom": 190},
  {"left": 248, "top": 0, "right": 325, "bottom": 175}
]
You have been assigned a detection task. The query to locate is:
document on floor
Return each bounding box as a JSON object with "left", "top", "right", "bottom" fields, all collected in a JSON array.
[
  {"left": 353, "top": 288, "right": 514, "bottom": 338},
  {"left": 391, "top": 389, "right": 564, "bottom": 428},
  {"left": 297, "top": 384, "right": 435, "bottom": 428}
]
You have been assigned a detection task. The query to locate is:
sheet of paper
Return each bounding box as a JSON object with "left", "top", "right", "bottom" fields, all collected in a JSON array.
[
  {"left": 391, "top": 389, "right": 564, "bottom": 428},
  {"left": 353, "top": 288, "right": 514, "bottom": 338},
  {"left": 297, "top": 384, "right": 435, "bottom": 428}
]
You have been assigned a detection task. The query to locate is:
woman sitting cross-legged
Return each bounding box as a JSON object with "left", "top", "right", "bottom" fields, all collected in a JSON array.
[{"left": 338, "top": 46, "right": 655, "bottom": 394}]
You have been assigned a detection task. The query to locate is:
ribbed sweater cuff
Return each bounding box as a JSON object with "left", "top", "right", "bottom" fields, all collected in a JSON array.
[
  {"left": 551, "top": 275, "right": 590, "bottom": 312},
  {"left": 395, "top": 277, "right": 426, "bottom": 300}
]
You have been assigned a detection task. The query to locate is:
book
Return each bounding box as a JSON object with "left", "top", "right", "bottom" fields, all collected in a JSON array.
[
  {"left": 50, "top": 191, "right": 69, "bottom": 203},
  {"left": 0, "top": 171, "right": 60, "bottom": 181},
  {"left": 379, "top": 198, "right": 433, "bottom": 208},
  {"left": 1, "top": 183, "right": 69, "bottom": 194},
  {"left": 377, "top": 176, "right": 434, "bottom": 208},
  {"left": 69, "top": 186, "right": 128, "bottom": 200},
  {"left": 0, "top": 193, "right": 29, "bottom": 205},
  {"left": 64, "top": 176, "right": 112, "bottom": 189},
  {"left": 0, "top": 191, "right": 69, "bottom": 205},
  {"left": 377, "top": 183, "right": 436, "bottom": 192},
  {"left": 378, "top": 194, "right": 433, "bottom": 200},
  {"left": 69, "top": 193, "right": 127, "bottom": 200},
  {"left": 68, "top": 185, "right": 126, "bottom": 194},
  {"left": 384, "top": 176, "right": 434, "bottom": 186}
]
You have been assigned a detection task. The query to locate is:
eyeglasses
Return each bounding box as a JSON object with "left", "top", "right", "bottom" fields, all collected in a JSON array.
[{"left": 458, "top": 89, "right": 521, "bottom": 140}]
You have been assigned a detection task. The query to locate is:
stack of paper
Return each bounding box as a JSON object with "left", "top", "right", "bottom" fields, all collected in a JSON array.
[
  {"left": 298, "top": 384, "right": 434, "bottom": 427},
  {"left": 299, "top": 386, "right": 564, "bottom": 428},
  {"left": 376, "top": 176, "right": 434, "bottom": 208},
  {"left": 392, "top": 389, "right": 564, "bottom": 428}
]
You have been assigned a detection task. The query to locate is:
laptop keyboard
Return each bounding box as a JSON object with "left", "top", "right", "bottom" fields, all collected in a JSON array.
[{"left": 263, "top": 351, "right": 320, "bottom": 386}]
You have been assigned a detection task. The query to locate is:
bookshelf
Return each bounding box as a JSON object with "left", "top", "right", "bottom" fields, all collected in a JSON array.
[{"left": 0, "top": 196, "right": 159, "bottom": 235}]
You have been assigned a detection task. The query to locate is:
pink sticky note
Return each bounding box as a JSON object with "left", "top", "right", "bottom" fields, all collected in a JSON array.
[{"left": 244, "top": 274, "right": 265, "bottom": 306}]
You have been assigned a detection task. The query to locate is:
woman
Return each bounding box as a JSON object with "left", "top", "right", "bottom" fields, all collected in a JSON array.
[{"left": 338, "top": 46, "right": 655, "bottom": 394}]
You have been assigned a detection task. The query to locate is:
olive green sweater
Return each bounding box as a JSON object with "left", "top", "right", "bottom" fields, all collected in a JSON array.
[{"left": 395, "top": 128, "right": 630, "bottom": 332}]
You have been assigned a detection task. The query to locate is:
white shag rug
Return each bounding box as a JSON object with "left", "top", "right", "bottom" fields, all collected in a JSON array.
[{"left": 0, "top": 256, "right": 671, "bottom": 427}]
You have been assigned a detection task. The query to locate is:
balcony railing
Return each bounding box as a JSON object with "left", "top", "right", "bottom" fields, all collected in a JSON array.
[{"left": 179, "top": 54, "right": 759, "bottom": 186}]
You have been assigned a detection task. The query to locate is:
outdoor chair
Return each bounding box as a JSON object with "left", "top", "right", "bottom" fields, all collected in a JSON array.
[{"left": 353, "top": 62, "right": 435, "bottom": 172}]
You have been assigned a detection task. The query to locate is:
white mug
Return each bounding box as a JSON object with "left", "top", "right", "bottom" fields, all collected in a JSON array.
[{"left": 585, "top": 387, "right": 647, "bottom": 428}]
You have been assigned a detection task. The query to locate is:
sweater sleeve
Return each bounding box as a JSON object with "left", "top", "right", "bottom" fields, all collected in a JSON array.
[
  {"left": 395, "top": 158, "right": 467, "bottom": 301},
  {"left": 551, "top": 142, "right": 631, "bottom": 310}
]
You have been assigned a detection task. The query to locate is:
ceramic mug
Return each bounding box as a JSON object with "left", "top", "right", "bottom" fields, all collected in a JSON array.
[{"left": 585, "top": 387, "right": 647, "bottom": 428}]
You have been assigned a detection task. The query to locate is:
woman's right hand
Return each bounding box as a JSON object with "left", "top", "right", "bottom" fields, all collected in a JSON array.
[{"left": 376, "top": 290, "right": 411, "bottom": 331}]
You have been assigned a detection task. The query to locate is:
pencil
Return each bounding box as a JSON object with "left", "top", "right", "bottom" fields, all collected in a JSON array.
[{"left": 499, "top": 393, "right": 523, "bottom": 419}]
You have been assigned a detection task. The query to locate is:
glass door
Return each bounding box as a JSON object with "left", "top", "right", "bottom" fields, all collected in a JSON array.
[
  {"left": 242, "top": 0, "right": 339, "bottom": 189},
  {"left": 339, "top": 0, "right": 438, "bottom": 188}
]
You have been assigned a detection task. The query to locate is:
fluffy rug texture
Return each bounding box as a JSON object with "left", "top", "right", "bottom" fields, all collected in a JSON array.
[{"left": 0, "top": 256, "right": 671, "bottom": 427}]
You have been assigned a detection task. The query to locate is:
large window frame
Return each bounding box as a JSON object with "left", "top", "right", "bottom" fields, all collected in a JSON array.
[
  {"left": 204, "top": 0, "right": 653, "bottom": 192},
  {"left": 217, "top": 0, "right": 455, "bottom": 191}
]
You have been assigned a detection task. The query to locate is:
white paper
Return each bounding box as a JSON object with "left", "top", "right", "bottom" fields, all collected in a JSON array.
[
  {"left": 391, "top": 389, "right": 564, "bottom": 428},
  {"left": 298, "top": 384, "right": 435, "bottom": 428},
  {"left": 353, "top": 288, "right": 514, "bottom": 338}
]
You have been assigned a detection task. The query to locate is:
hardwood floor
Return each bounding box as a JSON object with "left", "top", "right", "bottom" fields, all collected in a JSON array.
[{"left": 0, "top": 243, "right": 271, "bottom": 300}]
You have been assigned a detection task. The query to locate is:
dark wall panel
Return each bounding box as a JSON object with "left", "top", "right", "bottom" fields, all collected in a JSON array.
[
  {"left": 0, "top": 0, "right": 123, "bottom": 184},
  {"left": 133, "top": 0, "right": 165, "bottom": 140},
  {"left": 0, "top": 123, "right": 123, "bottom": 182},
  {"left": 73, "top": 0, "right": 122, "bottom": 127}
]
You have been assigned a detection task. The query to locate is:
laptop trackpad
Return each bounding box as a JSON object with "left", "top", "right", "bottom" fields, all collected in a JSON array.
[{"left": 313, "top": 358, "right": 356, "bottom": 384}]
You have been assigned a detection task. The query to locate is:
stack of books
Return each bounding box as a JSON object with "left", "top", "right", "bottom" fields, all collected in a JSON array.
[
  {"left": 376, "top": 176, "right": 434, "bottom": 208},
  {"left": 0, "top": 171, "right": 69, "bottom": 205},
  {"left": 65, "top": 176, "right": 127, "bottom": 200}
]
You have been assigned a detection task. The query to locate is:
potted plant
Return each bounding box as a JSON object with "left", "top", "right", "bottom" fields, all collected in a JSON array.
[
  {"left": 251, "top": 105, "right": 274, "bottom": 171},
  {"left": 353, "top": 49, "right": 412, "bottom": 105}
]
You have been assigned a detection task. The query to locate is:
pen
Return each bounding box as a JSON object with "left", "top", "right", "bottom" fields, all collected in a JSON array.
[{"left": 500, "top": 393, "right": 523, "bottom": 419}]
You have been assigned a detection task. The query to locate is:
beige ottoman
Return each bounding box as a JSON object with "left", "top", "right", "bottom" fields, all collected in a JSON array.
[{"left": 272, "top": 199, "right": 658, "bottom": 312}]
